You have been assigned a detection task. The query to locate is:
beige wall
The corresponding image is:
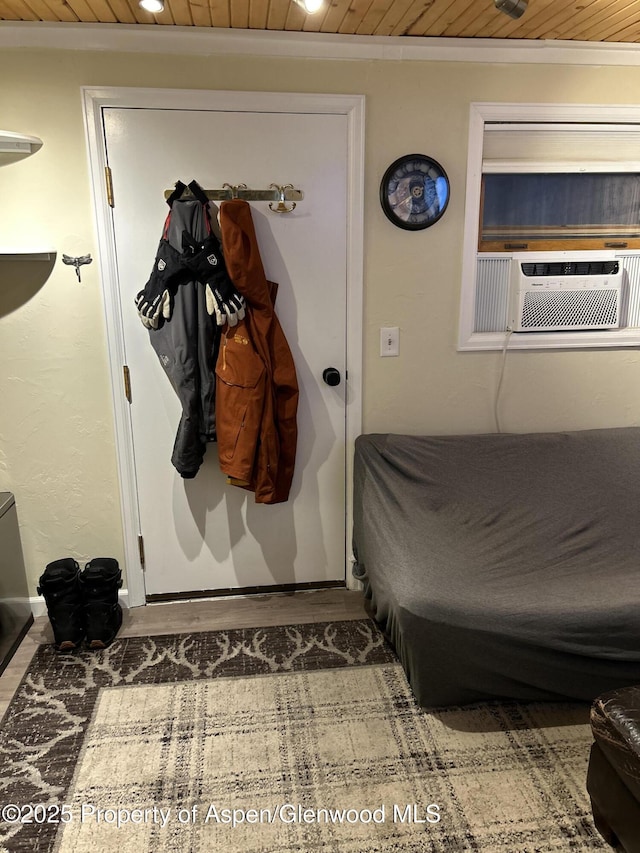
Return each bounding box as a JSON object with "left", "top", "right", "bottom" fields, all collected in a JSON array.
[{"left": 1, "top": 44, "right": 640, "bottom": 593}]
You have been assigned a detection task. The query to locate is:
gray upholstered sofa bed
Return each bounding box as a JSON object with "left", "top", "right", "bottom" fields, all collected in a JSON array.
[{"left": 352, "top": 428, "right": 640, "bottom": 708}]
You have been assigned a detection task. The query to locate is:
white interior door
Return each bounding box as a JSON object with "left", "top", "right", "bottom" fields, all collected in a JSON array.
[{"left": 102, "top": 105, "right": 350, "bottom": 598}]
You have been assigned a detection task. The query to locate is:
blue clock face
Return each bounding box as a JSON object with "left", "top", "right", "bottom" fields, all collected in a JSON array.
[{"left": 380, "top": 154, "right": 450, "bottom": 230}]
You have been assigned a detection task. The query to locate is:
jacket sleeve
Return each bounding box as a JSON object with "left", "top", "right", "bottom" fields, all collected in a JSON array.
[{"left": 267, "top": 300, "right": 299, "bottom": 503}]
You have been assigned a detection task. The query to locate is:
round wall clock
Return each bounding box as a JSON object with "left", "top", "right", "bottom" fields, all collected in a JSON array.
[{"left": 380, "top": 154, "right": 450, "bottom": 231}]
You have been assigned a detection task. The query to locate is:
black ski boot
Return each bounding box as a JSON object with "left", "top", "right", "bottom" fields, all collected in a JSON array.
[
  {"left": 80, "top": 558, "right": 123, "bottom": 649},
  {"left": 37, "top": 558, "right": 85, "bottom": 651}
]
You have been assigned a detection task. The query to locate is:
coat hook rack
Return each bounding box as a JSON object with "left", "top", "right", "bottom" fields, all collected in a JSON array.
[{"left": 164, "top": 182, "right": 303, "bottom": 210}]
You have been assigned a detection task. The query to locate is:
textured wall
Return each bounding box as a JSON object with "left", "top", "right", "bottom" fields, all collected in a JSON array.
[{"left": 1, "top": 43, "right": 640, "bottom": 595}]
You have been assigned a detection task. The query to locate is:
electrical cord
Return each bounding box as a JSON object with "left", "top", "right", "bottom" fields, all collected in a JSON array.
[{"left": 494, "top": 328, "right": 513, "bottom": 433}]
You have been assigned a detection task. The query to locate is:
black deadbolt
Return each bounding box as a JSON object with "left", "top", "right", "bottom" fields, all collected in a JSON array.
[{"left": 322, "top": 367, "right": 341, "bottom": 387}]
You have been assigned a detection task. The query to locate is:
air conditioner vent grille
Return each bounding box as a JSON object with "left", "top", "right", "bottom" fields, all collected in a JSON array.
[
  {"left": 521, "top": 261, "right": 619, "bottom": 277},
  {"left": 521, "top": 289, "right": 619, "bottom": 330}
]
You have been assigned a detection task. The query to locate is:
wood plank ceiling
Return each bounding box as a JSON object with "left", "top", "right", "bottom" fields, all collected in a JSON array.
[{"left": 2, "top": 0, "right": 640, "bottom": 43}]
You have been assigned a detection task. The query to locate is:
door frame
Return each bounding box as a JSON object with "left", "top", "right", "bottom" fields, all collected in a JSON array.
[{"left": 82, "top": 86, "right": 365, "bottom": 607}]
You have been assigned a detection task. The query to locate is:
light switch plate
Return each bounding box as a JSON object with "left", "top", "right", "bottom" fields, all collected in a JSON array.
[{"left": 380, "top": 326, "right": 400, "bottom": 357}]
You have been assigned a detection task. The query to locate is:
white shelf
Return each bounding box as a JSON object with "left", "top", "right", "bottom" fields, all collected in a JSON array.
[
  {"left": 0, "top": 131, "right": 43, "bottom": 163},
  {"left": 0, "top": 249, "right": 55, "bottom": 261}
]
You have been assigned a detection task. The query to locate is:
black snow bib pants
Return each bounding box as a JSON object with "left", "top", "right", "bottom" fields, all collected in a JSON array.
[{"left": 148, "top": 195, "right": 220, "bottom": 478}]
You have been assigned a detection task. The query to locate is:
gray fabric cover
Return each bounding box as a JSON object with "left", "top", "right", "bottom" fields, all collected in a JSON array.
[{"left": 352, "top": 428, "right": 640, "bottom": 708}]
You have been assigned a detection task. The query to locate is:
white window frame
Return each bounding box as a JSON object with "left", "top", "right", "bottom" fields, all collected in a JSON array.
[{"left": 459, "top": 103, "right": 640, "bottom": 351}]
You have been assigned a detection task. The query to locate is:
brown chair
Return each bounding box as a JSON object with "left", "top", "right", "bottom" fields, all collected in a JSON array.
[{"left": 587, "top": 686, "right": 640, "bottom": 853}]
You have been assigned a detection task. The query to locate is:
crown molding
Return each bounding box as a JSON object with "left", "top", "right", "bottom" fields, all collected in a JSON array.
[{"left": 2, "top": 21, "right": 640, "bottom": 66}]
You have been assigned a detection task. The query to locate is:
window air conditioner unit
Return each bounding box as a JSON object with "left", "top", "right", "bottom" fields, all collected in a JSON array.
[{"left": 509, "top": 258, "right": 623, "bottom": 332}]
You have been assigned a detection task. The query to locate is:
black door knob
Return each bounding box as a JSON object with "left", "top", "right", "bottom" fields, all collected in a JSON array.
[{"left": 322, "top": 367, "right": 341, "bottom": 387}]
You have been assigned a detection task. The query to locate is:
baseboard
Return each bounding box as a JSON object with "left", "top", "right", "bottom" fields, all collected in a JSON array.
[
  {"left": 30, "top": 589, "right": 130, "bottom": 618},
  {"left": 145, "top": 580, "right": 345, "bottom": 603}
]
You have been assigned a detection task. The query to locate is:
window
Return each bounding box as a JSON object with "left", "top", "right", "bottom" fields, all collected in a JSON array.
[
  {"left": 479, "top": 122, "right": 640, "bottom": 252},
  {"left": 480, "top": 172, "right": 640, "bottom": 252},
  {"left": 459, "top": 104, "right": 640, "bottom": 350}
]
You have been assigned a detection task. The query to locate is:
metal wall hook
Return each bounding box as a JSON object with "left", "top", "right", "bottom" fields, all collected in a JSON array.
[
  {"left": 269, "top": 184, "right": 296, "bottom": 213},
  {"left": 62, "top": 253, "right": 92, "bottom": 282},
  {"left": 222, "top": 182, "right": 248, "bottom": 199}
]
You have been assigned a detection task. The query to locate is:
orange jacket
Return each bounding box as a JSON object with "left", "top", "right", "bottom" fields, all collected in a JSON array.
[{"left": 215, "top": 199, "right": 299, "bottom": 504}]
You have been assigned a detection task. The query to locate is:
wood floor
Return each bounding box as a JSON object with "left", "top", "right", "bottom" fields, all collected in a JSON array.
[{"left": 0, "top": 588, "right": 368, "bottom": 718}]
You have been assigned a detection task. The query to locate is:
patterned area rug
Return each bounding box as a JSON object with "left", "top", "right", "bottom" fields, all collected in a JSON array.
[{"left": 0, "top": 619, "right": 606, "bottom": 852}]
